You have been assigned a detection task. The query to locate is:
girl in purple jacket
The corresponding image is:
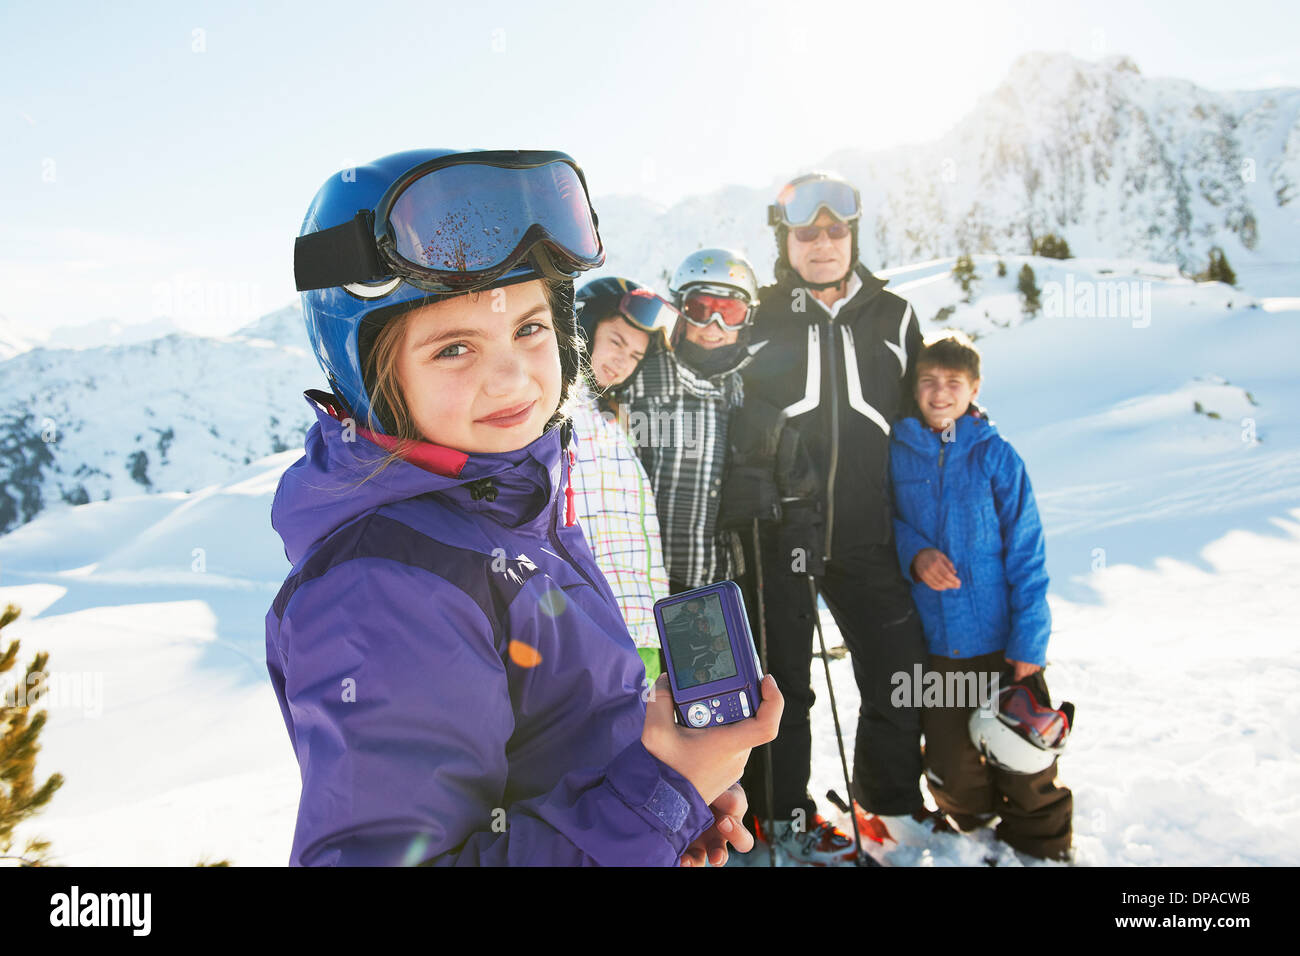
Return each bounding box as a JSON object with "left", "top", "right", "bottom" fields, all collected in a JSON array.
[{"left": 266, "top": 149, "right": 781, "bottom": 866}]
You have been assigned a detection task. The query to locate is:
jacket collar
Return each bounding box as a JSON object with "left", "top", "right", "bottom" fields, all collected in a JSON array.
[
  {"left": 894, "top": 405, "right": 998, "bottom": 454},
  {"left": 808, "top": 268, "right": 864, "bottom": 318},
  {"left": 273, "top": 389, "right": 569, "bottom": 565},
  {"left": 762, "top": 261, "right": 888, "bottom": 326}
]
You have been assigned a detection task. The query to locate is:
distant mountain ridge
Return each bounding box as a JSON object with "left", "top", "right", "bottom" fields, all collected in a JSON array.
[
  {"left": 0, "top": 321, "right": 319, "bottom": 534},
  {"left": 593, "top": 52, "right": 1300, "bottom": 290}
]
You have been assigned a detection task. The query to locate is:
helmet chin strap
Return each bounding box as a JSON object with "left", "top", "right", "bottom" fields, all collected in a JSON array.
[{"left": 802, "top": 266, "right": 853, "bottom": 292}]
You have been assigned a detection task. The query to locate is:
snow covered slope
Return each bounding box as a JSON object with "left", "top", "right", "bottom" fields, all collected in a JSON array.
[{"left": 1, "top": 257, "right": 1295, "bottom": 866}]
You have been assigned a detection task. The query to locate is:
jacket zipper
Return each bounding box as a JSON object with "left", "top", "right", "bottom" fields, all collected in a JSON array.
[
  {"left": 824, "top": 313, "right": 840, "bottom": 564},
  {"left": 936, "top": 440, "right": 947, "bottom": 537},
  {"left": 547, "top": 455, "right": 602, "bottom": 594},
  {"left": 936, "top": 438, "right": 948, "bottom": 647}
]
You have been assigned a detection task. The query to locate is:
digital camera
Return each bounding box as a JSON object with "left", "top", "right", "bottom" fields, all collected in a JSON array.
[{"left": 653, "top": 581, "right": 762, "bottom": 728}]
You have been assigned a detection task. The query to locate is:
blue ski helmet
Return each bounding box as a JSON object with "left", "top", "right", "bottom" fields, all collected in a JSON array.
[{"left": 296, "top": 148, "right": 605, "bottom": 434}]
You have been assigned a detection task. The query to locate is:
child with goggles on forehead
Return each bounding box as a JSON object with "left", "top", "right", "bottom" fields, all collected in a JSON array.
[
  {"left": 268, "top": 150, "right": 784, "bottom": 867},
  {"left": 569, "top": 277, "right": 676, "bottom": 682}
]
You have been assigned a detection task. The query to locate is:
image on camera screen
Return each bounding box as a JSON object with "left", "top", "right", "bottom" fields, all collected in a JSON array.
[{"left": 662, "top": 594, "right": 738, "bottom": 691}]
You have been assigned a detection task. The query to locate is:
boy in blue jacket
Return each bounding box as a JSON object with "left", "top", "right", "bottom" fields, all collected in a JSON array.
[{"left": 889, "top": 331, "right": 1072, "bottom": 861}]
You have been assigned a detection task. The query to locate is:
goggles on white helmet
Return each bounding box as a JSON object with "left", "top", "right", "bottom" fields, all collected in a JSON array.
[{"left": 969, "top": 684, "right": 1074, "bottom": 775}]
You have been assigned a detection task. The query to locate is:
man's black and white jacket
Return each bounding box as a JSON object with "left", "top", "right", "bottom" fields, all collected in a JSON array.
[{"left": 742, "top": 262, "right": 923, "bottom": 564}]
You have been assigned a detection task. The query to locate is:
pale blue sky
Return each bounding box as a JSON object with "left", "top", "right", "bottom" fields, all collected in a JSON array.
[{"left": 3, "top": 0, "right": 1297, "bottom": 335}]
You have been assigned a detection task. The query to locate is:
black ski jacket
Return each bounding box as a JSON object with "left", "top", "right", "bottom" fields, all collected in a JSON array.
[
  {"left": 717, "top": 395, "right": 825, "bottom": 578},
  {"left": 742, "top": 261, "right": 922, "bottom": 563}
]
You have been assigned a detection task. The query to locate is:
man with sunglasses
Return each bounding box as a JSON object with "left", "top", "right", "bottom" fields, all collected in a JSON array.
[{"left": 741, "top": 171, "right": 945, "bottom": 855}]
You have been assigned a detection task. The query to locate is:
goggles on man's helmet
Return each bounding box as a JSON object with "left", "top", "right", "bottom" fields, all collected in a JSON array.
[
  {"left": 294, "top": 150, "right": 605, "bottom": 294},
  {"left": 767, "top": 174, "right": 862, "bottom": 228}
]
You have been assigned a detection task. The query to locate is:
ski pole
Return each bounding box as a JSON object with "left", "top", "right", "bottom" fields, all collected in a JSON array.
[
  {"left": 751, "top": 519, "right": 777, "bottom": 868},
  {"left": 808, "top": 576, "right": 866, "bottom": 867}
]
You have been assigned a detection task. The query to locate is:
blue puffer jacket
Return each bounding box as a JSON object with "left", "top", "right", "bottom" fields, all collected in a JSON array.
[
  {"left": 889, "top": 408, "right": 1051, "bottom": 665},
  {"left": 264, "top": 389, "right": 714, "bottom": 866}
]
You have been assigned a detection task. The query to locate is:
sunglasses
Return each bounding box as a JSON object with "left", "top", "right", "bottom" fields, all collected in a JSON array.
[
  {"left": 680, "top": 292, "right": 752, "bottom": 330},
  {"left": 792, "top": 222, "right": 851, "bottom": 243}
]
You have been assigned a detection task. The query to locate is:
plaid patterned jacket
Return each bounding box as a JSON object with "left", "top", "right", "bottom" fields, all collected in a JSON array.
[
  {"left": 614, "top": 349, "right": 748, "bottom": 590},
  {"left": 568, "top": 381, "right": 671, "bottom": 648}
]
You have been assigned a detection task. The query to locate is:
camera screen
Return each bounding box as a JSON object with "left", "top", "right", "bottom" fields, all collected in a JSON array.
[{"left": 662, "top": 593, "right": 738, "bottom": 691}]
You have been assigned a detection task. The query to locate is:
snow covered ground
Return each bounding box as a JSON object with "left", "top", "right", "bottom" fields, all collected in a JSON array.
[{"left": 2, "top": 255, "right": 1297, "bottom": 866}]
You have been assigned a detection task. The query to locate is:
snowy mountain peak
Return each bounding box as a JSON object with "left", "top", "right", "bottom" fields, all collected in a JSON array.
[{"left": 592, "top": 52, "right": 1299, "bottom": 291}]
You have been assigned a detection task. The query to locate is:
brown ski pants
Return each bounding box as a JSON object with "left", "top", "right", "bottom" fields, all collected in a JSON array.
[{"left": 921, "top": 651, "right": 1073, "bottom": 860}]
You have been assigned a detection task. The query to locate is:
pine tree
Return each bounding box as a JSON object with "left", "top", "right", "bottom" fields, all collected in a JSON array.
[
  {"left": 1031, "top": 234, "right": 1072, "bottom": 259},
  {"left": 1018, "top": 264, "right": 1042, "bottom": 317},
  {"left": 952, "top": 254, "right": 979, "bottom": 303},
  {"left": 996, "top": 259, "right": 1007, "bottom": 277},
  {"left": 0, "top": 603, "right": 64, "bottom": 866},
  {"left": 1197, "top": 246, "right": 1237, "bottom": 286}
]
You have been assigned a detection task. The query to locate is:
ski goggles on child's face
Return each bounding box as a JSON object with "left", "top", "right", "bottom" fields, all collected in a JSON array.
[
  {"left": 680, "top": 292, "right": 753, "bottom": 330},
  {"left": 767, "top": 177, "right": 861, "bottom": 228},
  {"left": 998, "top": 685, "right": 1070, "bottom": 750},
  {"left": 616, "top": 289, "right": 681, "bottom": 333},
  {"left": 294, "top": 150, "right": 604, "bottom": 293}
]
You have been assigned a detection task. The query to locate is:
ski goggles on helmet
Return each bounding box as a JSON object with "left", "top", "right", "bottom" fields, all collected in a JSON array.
[
  {"left": 294, "top": 150, "right": 604, "bottom": 294},
  {"left": 998, "top": 685, "right": 1071, "bottom": 751},
  {"left": 614, "top": 288, "right": 681, "bottom": 333},
  {"left": 767, "top": 175, "right": 861, "bottom": 228},
  {"left": 680, "top": 289, "right": 753, "bottom": 330}
]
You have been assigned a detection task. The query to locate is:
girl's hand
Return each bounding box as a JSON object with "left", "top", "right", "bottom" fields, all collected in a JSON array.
[
  {"left": 912, "top": 548, "right": 961, "bottom": 590},
  {"left": 1006, "top": 658, "right": 1042, "bottom": 681},
  {"left": 642, "top": 674, "right": 783, "bottom": 807},
  {"left": 680, "top": 782, "right": 751, "bottom": 867}
]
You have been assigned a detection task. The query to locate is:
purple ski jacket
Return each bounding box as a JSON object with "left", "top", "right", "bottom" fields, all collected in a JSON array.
[{"left": 265, "top": 389, "right": 715, "bottom": 866}]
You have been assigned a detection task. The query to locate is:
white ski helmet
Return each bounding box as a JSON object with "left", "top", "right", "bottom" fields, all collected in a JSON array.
[
  {"left": 668, "top": 248, "right": 761, "bottom": 308},
  {"left": 969, "top": 684, "right": 1073, "bottom": 775}
]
